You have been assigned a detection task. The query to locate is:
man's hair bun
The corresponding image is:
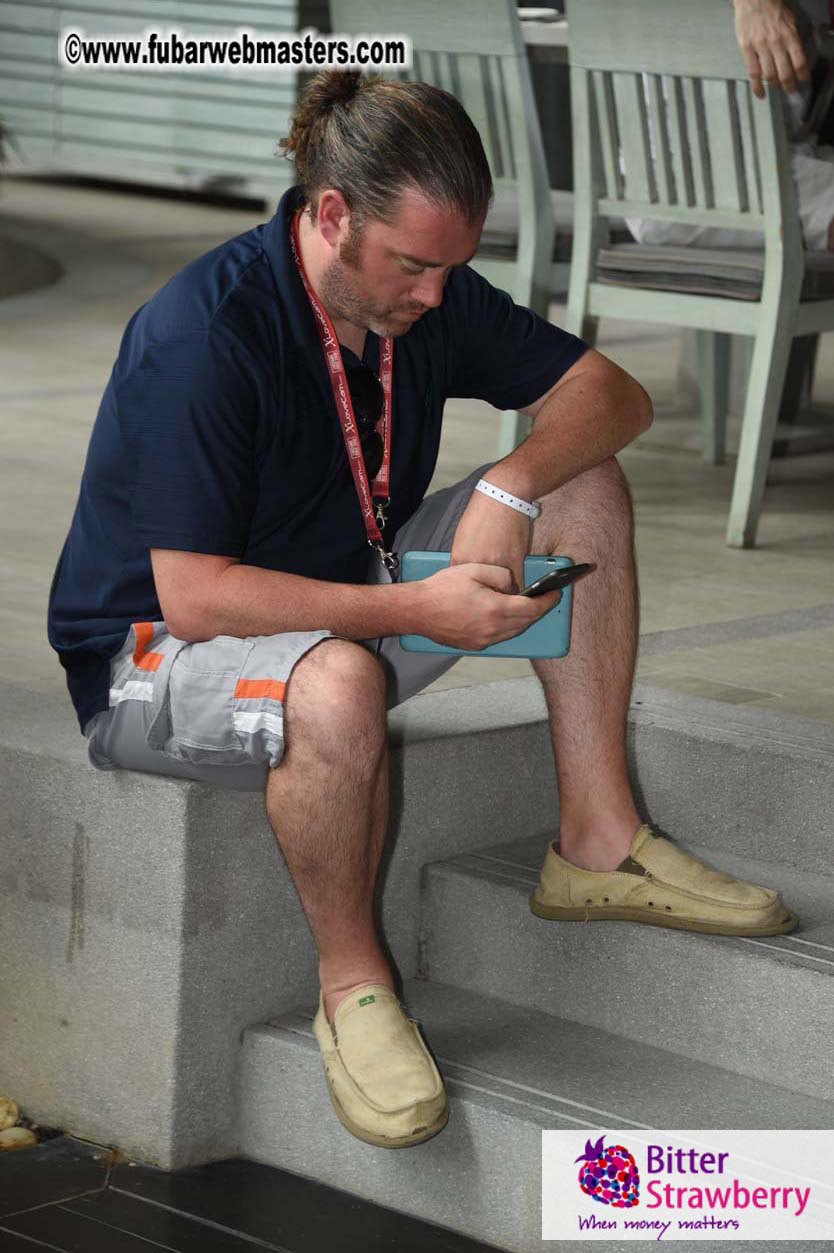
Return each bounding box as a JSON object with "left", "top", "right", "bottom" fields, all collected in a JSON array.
[
  {"left": 278, "top": 69, "right": 493, "bottom": 233},
  {"left": 313, "top": 69, "right": 363, "bottom": 109},
  {"left": 280, "top": 71, "right": 363, "bottom": 179}
]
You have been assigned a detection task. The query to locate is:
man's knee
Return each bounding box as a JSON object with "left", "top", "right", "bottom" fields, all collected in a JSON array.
[
  {"left": 539, "top": 456, "right": 633, "bottom": 536},
  {"left": 531, "top": 456, "right": 634, "bottom": 560},
  {"left": 581, "top": 454, "right": 631, "bottom": 497},
  {"left": 283, "top": 638, "right": 387, "bottom": 757}
]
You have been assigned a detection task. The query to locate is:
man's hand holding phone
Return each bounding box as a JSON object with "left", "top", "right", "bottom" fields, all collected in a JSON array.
[
  {"left": 415, "top": 477, "right": 591, "bottom": 650},
  {"left": 409, "top": 563, "right": 557, "bottom": 651},
  {"left": 408, "top": 562, "right": 591, "bottom": 652}
]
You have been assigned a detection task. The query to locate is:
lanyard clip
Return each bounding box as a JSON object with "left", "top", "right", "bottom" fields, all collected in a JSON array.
[
  {"left": 374, "top": 498, "right": 390, "bottom": 528},
  {"left": 383, "top": 549, "right": 400, "bottom": 580},
  {"left": 368, "top": 537, "right": 399, "bottom": 580}
]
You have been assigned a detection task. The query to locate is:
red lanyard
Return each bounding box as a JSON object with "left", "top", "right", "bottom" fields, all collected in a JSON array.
[{"left": 289, "top": 209, "right": 399, "bottom": 580}]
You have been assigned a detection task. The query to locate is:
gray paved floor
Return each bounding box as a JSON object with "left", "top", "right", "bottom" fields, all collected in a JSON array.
[{"left": 2, "top": 174, "right": 833, "bottom": 723}]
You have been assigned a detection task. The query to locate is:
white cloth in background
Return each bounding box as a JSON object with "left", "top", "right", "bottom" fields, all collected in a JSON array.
[{"left": 626, "top": 77, "right": 834, "bottom": 252}]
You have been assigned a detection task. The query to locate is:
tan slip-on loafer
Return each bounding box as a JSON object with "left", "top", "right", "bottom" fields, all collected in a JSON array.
[
  {"left": 312, "top": 982, "right": 449, "bottom": 1149},
  {"left": 529, "top": 823, "right": 799, "bottom": 936}
]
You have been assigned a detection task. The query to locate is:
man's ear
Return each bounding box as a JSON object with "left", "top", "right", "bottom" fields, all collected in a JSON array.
[{"left": 316, "top": 188, "right": 351, "bottom": 251}]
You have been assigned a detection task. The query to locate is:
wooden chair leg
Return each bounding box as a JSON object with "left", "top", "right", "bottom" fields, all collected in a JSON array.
[
  {"left": 697, "top": 329, "right": 730, "bottom": 465},
  {"left": 726, "top": 323, "right": 795, "bottom": 548}
]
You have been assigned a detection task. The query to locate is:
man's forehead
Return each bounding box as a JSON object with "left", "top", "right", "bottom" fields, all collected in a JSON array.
[{"left": 374, "top": 188, "right": 484, "bottom": 266}]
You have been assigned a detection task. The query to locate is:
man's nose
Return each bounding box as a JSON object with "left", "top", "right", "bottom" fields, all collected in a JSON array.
[{"left": 411, "top": 272, "right": 446, "bottom": 309}]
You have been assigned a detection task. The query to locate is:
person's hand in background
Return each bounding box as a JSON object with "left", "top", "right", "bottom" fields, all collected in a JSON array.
[{"left": 733, "top": 0, "right": 810, "bottom": 97}]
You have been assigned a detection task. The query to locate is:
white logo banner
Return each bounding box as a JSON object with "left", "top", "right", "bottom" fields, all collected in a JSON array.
[{"left": 542, "top": 1130, "right": 834, "bottom": 1241}]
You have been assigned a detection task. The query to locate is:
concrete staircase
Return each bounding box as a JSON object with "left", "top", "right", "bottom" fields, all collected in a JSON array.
[
  {"left": 241, "top": 983, "right": 834, "bottom": 1253},
  {"left": 419, "top": 837, "right": 833, "bottom": 1097},
  {"left": 3, "top": 675, "right": 834, "bottom": 1252},
  {"left": 235, "top": 688, "right": 834, "bottom": 1252}
]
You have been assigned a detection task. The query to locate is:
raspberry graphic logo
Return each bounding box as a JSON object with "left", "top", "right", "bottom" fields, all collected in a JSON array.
[{"left": 576, "top": 1135, "right": 640, "bottom": 1208}]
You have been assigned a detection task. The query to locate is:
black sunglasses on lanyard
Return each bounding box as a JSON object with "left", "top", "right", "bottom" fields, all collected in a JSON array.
[{"left": 345, "top": 361, "right": 385, "bottom": 482}]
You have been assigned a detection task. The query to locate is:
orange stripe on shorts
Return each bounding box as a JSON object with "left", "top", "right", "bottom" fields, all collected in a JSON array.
[
  {"left": 133, "top": 622, "right": 165, "bottom": 673},
  {"left": 234, "top": 678, "right": 286, "bottom": 703}
]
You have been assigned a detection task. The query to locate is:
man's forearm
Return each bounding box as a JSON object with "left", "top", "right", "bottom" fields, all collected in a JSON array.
[
  {"left": 484, "top": 364, "right": 652, "bottom": 501},
  {"left": 182, "top": 563, "right": 423, "bottom": 643}
]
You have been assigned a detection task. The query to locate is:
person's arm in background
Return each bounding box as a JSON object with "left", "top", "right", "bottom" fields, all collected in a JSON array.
[{"left": 733, "top": 0, "right": 811, "bottom": 96}]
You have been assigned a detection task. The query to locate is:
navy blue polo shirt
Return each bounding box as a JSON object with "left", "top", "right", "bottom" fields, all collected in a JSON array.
[{"left": 48, "top": 184, "right": 588, "bottom": 733}]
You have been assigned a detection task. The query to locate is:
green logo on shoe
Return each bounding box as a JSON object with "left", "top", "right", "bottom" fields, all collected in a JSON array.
[{"left": 358, "top": 995, "right": 376, "bottom": 1006}]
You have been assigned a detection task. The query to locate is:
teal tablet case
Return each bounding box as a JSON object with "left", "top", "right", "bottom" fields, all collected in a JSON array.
[{"left": 398, "top": 551, "right": 574, "bottom": 658}]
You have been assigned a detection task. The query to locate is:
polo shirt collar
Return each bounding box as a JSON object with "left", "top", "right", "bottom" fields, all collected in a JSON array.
[{"left": 263, "top": 184, "right": 320, "bottom": 350}]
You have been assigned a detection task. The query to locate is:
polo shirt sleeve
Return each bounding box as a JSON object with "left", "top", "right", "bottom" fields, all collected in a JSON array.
[
  {"left": 441, "top": 265, "right": 589, "bottom": 411},
  {"left": 116, "top": 329, "right": 258, "bottom": 556}
]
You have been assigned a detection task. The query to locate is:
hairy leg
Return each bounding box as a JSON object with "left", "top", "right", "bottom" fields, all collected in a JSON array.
[
  {"left": 265, "top": 638, "right": 393, "bottom": 1022},
  {"left": 529, "top": 456, "right": 642, "bottom": 870}
]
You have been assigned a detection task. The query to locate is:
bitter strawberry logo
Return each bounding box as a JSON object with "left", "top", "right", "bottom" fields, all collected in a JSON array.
[{"left": 576, "top": 1135, "right": 640, "bottom": 1208}]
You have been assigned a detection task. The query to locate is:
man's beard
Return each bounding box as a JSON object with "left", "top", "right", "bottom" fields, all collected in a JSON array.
[{"left": 319, "top": 229, "right": 421, "bottom": 338}]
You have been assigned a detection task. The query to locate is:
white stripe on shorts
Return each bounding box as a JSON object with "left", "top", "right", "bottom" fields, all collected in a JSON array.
[
  {"left": 233, "top": 710, "right": 283, "bottom": 737},
  {"left": 110, "top": 680, "right": 154, "bottom": 704}
]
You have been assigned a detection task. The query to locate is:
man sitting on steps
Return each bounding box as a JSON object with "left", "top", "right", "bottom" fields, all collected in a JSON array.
[{"left": 47, "top": 69, "right": 798, "bottom": 1153}]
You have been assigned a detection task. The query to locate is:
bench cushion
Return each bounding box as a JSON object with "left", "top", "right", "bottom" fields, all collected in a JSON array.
[{"left": 595, "top": 242, "right": 834, "bottom": 301}]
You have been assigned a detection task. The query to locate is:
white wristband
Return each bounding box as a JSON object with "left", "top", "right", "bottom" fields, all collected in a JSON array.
[{"left": 474, "top": 478, "right": 541, "bottom": 520}]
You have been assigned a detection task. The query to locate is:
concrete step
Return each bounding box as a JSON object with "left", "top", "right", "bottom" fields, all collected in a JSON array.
[
  {"left": 623, "top": 684, "right": 834, "bottom": 873},
  {"left": 419, "top": 834, "right": 834, "bottom": 1100},
  {"left": 238, "top": 979, "right": 834, "bottom": 1253},
  {"left": 387, "top": 677, "right": 834, "bottom": 876},
  {"left": 5, "top": 674, "right": 830, "bottom": 1171}
]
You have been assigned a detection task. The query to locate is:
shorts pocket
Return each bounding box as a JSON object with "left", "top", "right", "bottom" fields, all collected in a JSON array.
[
  {"left": 163, "top": 635, "right": 257, "bottom": 766},
  {"left": 231, "top": 627, "right": 337, "bottom": 770}
]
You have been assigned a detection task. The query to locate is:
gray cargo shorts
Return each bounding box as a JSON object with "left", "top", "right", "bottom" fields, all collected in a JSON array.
[{"left": 83, "top": 460, "right": 498, "bottom": 792}]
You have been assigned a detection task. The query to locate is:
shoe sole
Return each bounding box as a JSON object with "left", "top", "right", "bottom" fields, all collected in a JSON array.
[
  {"left": 529, "top": 892, "right": 800, "bottom": 936},
  {"left": 324, "top": 1077, "right": 449, "bottom": 1149}
]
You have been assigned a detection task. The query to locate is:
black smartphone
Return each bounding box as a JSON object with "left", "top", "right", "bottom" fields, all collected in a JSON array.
[{"left": 519, "top": 563, "right": 593, "bottom": 597}]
